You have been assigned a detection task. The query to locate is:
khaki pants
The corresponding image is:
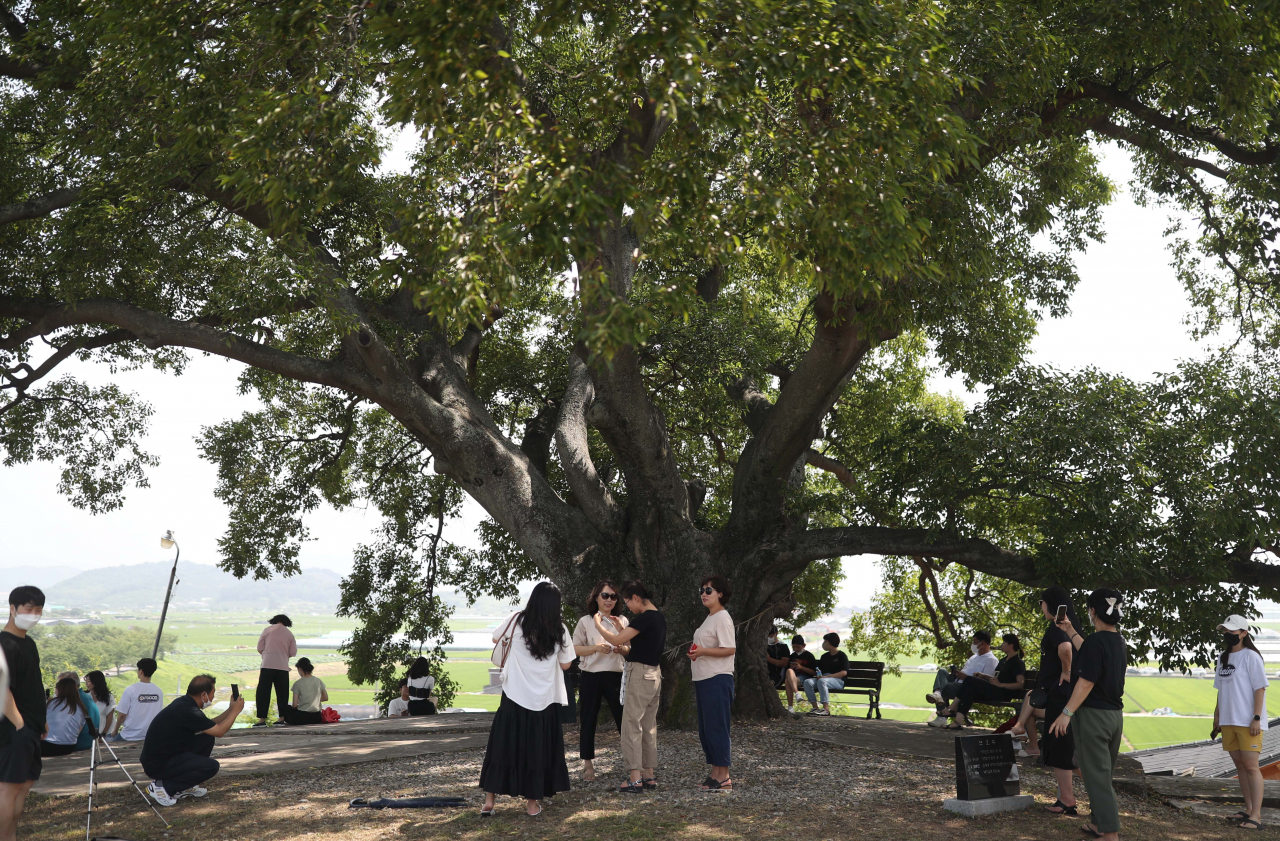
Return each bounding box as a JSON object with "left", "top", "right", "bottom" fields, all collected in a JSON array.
[{"left": 621, "top": 663, "right": 661, "bottom": 772}]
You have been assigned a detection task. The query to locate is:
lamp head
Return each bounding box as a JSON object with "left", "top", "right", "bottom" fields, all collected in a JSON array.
[{"left": 160, "top": 530, "right": 175, "bottom": 550}]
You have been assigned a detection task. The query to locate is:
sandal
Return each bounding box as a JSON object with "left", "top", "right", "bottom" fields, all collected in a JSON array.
[
  {"left": 618, "top": 779, "right": 644, "bottom": 794},
  {"left": 527, "top": 806, "right": 542, "bottom": 818},
  {"left": 703, "top": 777, "right": 733, "bottom": 791},
  {"left": 1080, "top": 824, "right": 1103, "bottom": 839},
  {"left": 1239, "top": 818, "right": 1262, "bottom": 829},
  {"left": 1229, "top": 812, "right": 1250, "bottom": 821},
  {"left": 699, "top": 776, "right": 716, "bottom": 790},
  {"left": 480, "top": 809, "right": 494, "bottom": 818},
  {"left": 642, "top": 777, "right": 658, "bottom": 790},
  {"left": 1045, "top": 800, "right": 1078, "bottom": 816},
  {"left": 944, "top": 721, "right": 965, "bottom": 730}
]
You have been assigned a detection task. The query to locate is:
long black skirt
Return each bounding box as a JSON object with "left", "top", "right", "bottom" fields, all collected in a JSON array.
[
  {"left": 478, "top": 694, "right": 571, "bottom": 799},
  {"left": 1042, "top": 692, "right": 1077, "bottom": 771}
]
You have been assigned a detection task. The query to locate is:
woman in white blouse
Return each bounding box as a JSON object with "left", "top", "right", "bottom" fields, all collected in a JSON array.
[
  {"left": 688, "top": 574, "right": 736, "bottom": 791},
  {"left": 479, "top": 582, "right": 575, "bottom": 817},
  {"left": 572, "top": 580, "right": 629, "bottom": 781}
]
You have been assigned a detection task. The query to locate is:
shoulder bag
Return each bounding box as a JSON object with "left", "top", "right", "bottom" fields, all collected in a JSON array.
[{"left": 491, "top": 612, "right": 522, "bottom": 668}]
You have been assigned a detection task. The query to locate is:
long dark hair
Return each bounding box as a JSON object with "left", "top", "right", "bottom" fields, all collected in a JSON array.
[
  {"left": 1040, "top": 586, "right": 1082, "bottom": 635},
  {"left": 407, "top": 656, "right": 432, "bottom": 679},
  {"left": 585, "top": 579, "right": 620, "bottom": 616},
  {"left": 1002, "top": 633, "right": 1023, "bottom": 658},
  {"left": 84, "top": 670, "right": 112, "bottom": 706},
  {"left": 49, "top": 676, "right": 87, "bottom": 717},
  {"left": 521, "top": 581, "right": 568, "bottom": 660},
  {"left": 1222, "top": 627, "right": 1264, "bottom": 668}
]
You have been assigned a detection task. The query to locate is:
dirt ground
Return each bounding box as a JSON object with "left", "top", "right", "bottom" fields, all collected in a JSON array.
[{"left": 21, "top": 719, "right": 1279, "bottom": 840}]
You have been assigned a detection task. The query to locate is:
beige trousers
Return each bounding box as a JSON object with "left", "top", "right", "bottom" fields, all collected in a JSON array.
[{"left": 621, "top": 663, "right": 662, "bottom": 772}]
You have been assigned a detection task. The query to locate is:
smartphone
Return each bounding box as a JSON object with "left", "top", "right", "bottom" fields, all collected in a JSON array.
[
  {"left": 1055, "top": 605, "right": 1068, "bottom": 623},
  {"left": 231, "top": 684, "right": 239, "bottom": 701}
]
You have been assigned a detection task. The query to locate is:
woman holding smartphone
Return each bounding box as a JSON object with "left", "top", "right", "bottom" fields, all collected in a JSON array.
[
  {"left": 1212, "top": 615, "right": 1269, "bottom": 830},
  {"left": 688, "top": 575, "right": 736, "bottom": 790},
  {"left": 595, "top": 580, "right": 666, "bottom": 793},
  {"left": 572, "top": 580, "right": 629, "bottom": 782}
]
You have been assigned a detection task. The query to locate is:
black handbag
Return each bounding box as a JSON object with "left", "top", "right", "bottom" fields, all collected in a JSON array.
[{"left": 1028, "top": 688, "right": 1048, "bottom": 709}]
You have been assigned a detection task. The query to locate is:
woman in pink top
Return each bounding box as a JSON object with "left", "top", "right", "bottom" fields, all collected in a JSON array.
[{"left": 255, "top": 614, "right": 297, "bottom": 726}]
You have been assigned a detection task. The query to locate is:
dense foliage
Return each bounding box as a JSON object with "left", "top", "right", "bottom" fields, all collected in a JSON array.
[
  {"left": 32, "top": 624, "right": 176, "bottom": 687},
  {"left": 3, "top": 0, "right": 1278, "bottom": 715}
]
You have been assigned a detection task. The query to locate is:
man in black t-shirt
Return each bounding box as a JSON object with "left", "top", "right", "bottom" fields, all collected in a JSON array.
[
  {"left": 140, "top": 675, "right": 245, "bottom": 806},
  {"left": 782, "top": 635, "right": 818, "bottom": 712},
  {"left": 765, "top": 626, "right": 791, "bottom": 688},
  {"left": 940, "top": 633, "right": 1027, "bottom": 727},
  {"left": 0, "top": 585, "right": 47, "bottom": 840},
  {"left": 803, "top": 633, "right": 850, "bottom": 717}
]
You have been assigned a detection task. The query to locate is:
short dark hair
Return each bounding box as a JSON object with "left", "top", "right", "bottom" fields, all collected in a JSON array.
[
  {"left": 823, "top": 632, "right": 840, "bottom": 648},
  {"left": 8, "top": 586, "right": 45, "bottom": 609},
  {"left": 1086, "top": 588, "right": 1124, "bottom": 626},
  {"left": 791, "top": 635, "right": 805, "bottom": 646},
  {"left": 136, "top": 658, "right": 158, "bottom": 677},
  {"left": 699, "top": 575, "right": 731, "bottom": 605},
  {"left": 620, "top": 580, "right": 651, "bottom": 602},
  {"left": 296, "top": 657, "right": 313, "bottom": 674},
  {"left": 972, "top": 630, "right": 992, "bottom": 644},
  {"left": 187, "top": 674, "right": 216, "bottom": 697},
  {"left": 398, "top": 678, "right": 408, "bottom": 689},
  {"left": 268, "top": 614, "right": 292, "bottom": 627},
  {"left": 769, "top": 625, "right": 778, "bottom": 634}
]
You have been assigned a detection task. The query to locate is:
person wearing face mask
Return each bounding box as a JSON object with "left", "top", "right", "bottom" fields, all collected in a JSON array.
[
  {"left": 1212, "top": 615, "right": 1269, "bottom": 830},
  {"left": 935, "top": 633, "right": 1026, "bottom": 729},
  {"left": 1049, "top": 588, "right": 1127, "bottom": 841},
  {"left": 765, "top": 625, "right": 790, "bottom": 690},
  {"left": 0, "top": 586, "right": 47, "bottom": 841},
  {"left": 140, "top": 674, "right": 245, "bottom": 807},
  {"left": 926, "top": 631, "right": 999, "bottom": 727}
]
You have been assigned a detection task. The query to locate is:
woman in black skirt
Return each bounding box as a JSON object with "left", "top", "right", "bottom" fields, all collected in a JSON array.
[
  {"left": 479, "top": 582, "right": 576, "bottom": 817},
  {"left": 1019, "top": 585, "right": 1082, "bottom": 816}
]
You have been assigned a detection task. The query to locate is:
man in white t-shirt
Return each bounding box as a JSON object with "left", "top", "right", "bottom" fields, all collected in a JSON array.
[
  {"left": 386, "top": 680, "right": 411, "bottom": 717},
  {"left": 925, "top": 632, "right": 999, "bottom": 727},
  {"left": 112, "top": 658, "right": 165, "bottom": 742}
]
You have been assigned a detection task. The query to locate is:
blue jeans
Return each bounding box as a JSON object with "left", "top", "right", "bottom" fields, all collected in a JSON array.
[
  {"left": 693, "top": 674, "right": 734, "bottom": 767},
  {"left": 803, "top": 676, "right": 844, "bottom": 706}
]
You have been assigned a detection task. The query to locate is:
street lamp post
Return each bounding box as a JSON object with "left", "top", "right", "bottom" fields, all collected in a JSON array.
[{"left": 152, "top": 530, "right": 179, "bottom": 660}]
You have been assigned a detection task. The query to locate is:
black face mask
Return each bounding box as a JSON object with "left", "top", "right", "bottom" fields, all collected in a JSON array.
[{"left": 1224, "top": 632, "right": 1242, "bottom": 649}]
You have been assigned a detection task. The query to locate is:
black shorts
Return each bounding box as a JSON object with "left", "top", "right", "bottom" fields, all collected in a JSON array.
[{"left": 0, "top": 726, "right": 42, "bottom": 784}]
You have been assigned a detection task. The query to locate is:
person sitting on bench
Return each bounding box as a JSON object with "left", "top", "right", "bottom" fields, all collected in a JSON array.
[
  {"left": 140, "top": 675, "right": 245, "bottom": 807},
  {"left": 936, "top": 633, "right": 1026, "bottom": 729},
  {"left": 802, "top": 633, "right": 849, "bottom": 717},
  {"left": 782, "top": 635, "right": 817, "bottom": 713},
  {"left": 765, "top": 626, "right": 790, "bottom": 688},
  {"left": 926, "top": 630, "right": 999, "bottom": 727}
]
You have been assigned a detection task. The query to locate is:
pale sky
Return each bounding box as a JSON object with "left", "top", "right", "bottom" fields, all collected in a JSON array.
[{"left": 0, "top": 143, "right": 1215, "bottom": 609}]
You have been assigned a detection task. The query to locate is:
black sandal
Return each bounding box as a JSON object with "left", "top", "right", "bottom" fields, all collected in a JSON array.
[
  {"left": 1229, "top": 812, "right": 1250, "bottom": 821},
  {"left": 642, "top": 777, "right": 658, "bottom": 790},
  {"left": 618, "top": 779, "right": 643, "bottom": 794},
  {"left": 1080, "top": 824, "right": 1104, "bottom": 839},
  {"left": 1046, "top": 800, "right": 1078, "bottom": 816},
  {"left": 703, "top": 777, "right": 733, "bottom": 791},
  {"left": 1239, "top": 818, "right": 1262, "bottom": 829}
]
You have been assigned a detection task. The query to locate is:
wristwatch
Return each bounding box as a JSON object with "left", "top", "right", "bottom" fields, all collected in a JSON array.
[{"left": 1254, "top": 715, "right": 1262, "bottom": 721}]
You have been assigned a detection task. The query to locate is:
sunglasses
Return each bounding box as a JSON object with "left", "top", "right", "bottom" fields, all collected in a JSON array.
[
  {"left": 699, "top": 587, "right": 716, "bottom": 596},
  {"left": 598, "top": 593, "right": 618, "bottom": 601}
]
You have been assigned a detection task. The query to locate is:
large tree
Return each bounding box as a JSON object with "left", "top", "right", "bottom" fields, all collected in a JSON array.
[{"left": 3, "top": 0, "right": 1278, "bottom": 717}]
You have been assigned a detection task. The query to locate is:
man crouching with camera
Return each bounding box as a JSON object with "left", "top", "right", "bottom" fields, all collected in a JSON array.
[{"left": 140, "top": 675, "right": 244, "bottom": 806}]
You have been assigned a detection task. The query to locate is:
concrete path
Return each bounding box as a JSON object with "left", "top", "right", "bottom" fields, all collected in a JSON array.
[{"left": 34, "top": 713, "right": 495, "bottom": 797}]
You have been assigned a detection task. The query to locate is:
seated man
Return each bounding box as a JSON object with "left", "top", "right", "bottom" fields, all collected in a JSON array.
[
  {"left": 387, "top": 680, "right": 411, "bottom": 718},
  {"left": 140, "top": 675, "right": 245, "bottom": 806},
  {"left": 926, "top": 631, "right": 999, "bottom": 727},
  {"left": 782, "top": 635, "right": 817, "bottom": 713},
  {"left": 112, "top": 658, "right": 164, "bottom": 742},
  {"left": 938, "top": 633, "right": 1026, "bottom": 728},
  {"left": 803, "top": 633, "right": 849, "bottom": 717},
  {"left": 765, "top": 626, "right": 790, "bottom": 688}
]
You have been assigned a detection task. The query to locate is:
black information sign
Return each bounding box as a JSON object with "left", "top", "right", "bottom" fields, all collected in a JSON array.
[{"left": 955, "top": 733, "right": 1020, "bottom": 800}]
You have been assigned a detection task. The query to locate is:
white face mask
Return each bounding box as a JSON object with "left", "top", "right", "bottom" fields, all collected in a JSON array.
[
  {"left": 970, "top": 644, "right": 980, "bottom": 655},
  {"left": 12, "top": 613, "right": 39, "bottom": 631},
  {"left": 200, "top": 694, "right": 213, "bottom": 710},
  {"left": 768, "top": 635, "right": 778, "bottom": 644}
]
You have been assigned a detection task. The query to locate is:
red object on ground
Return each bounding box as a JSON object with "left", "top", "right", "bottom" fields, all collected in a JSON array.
[
  {"left": 321, "top": 707, "right": 341, "bottom": 723},
  {"left": 993, "top": 715, "right": 1017, "bottom": 734}
]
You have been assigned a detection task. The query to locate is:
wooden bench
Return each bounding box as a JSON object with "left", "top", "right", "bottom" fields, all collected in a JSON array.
[
  {"left": 827, "top": 661, "right": 885, "bottom": 719},
  {"left": 971, "top": 669, "right": 1039, "bottom": 718}
]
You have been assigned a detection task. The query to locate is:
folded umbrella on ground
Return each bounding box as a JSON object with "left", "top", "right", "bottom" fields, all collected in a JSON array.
[{"left": 348, "top": 796, "right": 467, "bottom": 809}]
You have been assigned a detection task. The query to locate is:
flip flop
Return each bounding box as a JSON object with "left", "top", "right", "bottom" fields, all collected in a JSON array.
[
  {"left": 1239, "top": 818, "right": 1262, "bottom": 830},
  {"left": 1080, "top": 824, "right": 1104, "bottom": 838}
]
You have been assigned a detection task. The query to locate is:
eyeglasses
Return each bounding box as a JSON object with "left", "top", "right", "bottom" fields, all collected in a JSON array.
[
  {"left": 598, "top": 593, "right": 618, "bottom": 601},
  {"left": 699, "top": 587, "right": 715, "bottom": 596}
]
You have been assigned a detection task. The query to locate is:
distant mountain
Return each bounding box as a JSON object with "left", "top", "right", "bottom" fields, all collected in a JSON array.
[
  {"left": 0, "top": 565, "right": 83, "bottom": 595},
  {"left": 44, "top": 562, "right": 344, "bottom": 613}
]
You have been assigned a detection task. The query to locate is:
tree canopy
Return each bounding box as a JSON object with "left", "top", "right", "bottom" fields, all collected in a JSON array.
[{"left": 2, "top": 0, "right": 1278, "bottom": 715}]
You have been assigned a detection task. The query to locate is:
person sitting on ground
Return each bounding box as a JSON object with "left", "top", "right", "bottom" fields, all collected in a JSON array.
[
  {"left": 926, "top": 631, "right": 998, "bottom": 726},
  {"left": 765, "top": 625, "right": 790, "bottom": 689},
  {"left": 387, "top": 680, "right": 411, "bottom": 718},
  {"left": 783, "top": 635, "right": 817, "bottom": 712},
  {"left": 934, "top": 634, "right": 1026, "bottom": 729},
  {"left": 803, "top": 633, "right": 849, "bottom": 717},
  {"left": 140, "top": 674, "right": 245, "bottom": 807},
  {"left": 279, "top": 658, "right": 328, "bottom": 726},
  {"left": 83, "top": 670, "right": 116, "bottom": 740},
  {"left": 40, "top": 677, "right": 97, "bottom": 757},
  {"left": 112, "top": 658, "right": 164, "bottom": 742},
  {"left": 53, "top": 670, "right": 99, "bottom": 752},
  {"left": 405, "top": 657, "right": 438, "bottom": 716}
]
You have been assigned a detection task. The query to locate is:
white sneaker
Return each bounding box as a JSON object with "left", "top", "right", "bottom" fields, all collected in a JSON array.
[
  {"left": 927, "top": 715, "right": 948, "bottom": 728},
  {"left": 147, "top": 782, "right": 178, "bottom": 807},
  {"left": 177, "top": 785, "right": 208, "bottom": 799},
  {"left": 925, "top": 692, "right": 942, "bottom": 704},
  {"left": 787, "top": 705, "right": 795, "bottom": 713}
]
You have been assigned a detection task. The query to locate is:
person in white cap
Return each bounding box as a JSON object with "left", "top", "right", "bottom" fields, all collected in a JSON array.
[{"left": 1212, "top": 614, "right": 1269, "bottom": 830}]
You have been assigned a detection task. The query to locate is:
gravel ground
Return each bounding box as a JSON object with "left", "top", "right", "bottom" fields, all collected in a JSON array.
[{"left": 21, "top": 717, "right": 1279, "bottom": 840}]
